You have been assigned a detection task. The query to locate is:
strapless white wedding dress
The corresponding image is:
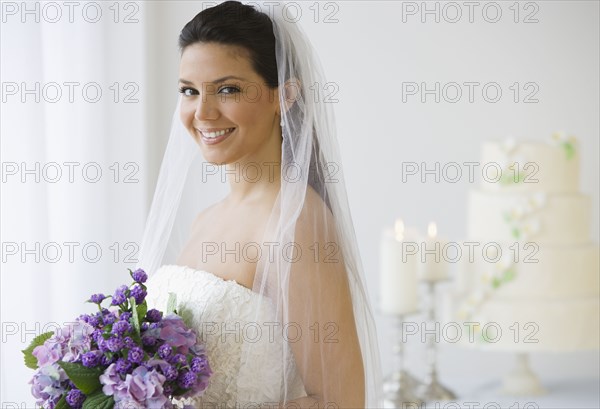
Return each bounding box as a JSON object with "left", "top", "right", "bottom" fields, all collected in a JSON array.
[{"left": 145, "top": 264, "right": 308, "bottom": 408}]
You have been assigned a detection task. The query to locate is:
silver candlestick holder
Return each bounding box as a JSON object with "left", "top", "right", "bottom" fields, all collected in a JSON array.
[
  {"left": 416, "top": 280, "right": 457, "bottom": 402},
  {"left": 382, "top": 311, "right": 424, "bottom": 408}
]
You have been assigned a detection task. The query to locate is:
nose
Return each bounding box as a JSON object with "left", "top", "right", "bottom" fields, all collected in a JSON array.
[{"left": 194, "top": 91, "right": 219, "bottom": 121}]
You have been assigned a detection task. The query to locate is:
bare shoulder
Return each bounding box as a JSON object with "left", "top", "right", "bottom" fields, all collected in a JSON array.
[{"left": 190, "top": 201, "right": 222, "bottom": 231}]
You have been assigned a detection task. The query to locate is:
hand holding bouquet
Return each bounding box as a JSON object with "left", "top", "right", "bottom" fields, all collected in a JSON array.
[{"left": 22, "top": 268, "right": 212, "bottom": 409}]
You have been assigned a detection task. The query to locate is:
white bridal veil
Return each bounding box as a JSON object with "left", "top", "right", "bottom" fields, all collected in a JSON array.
[{"left": 137, "top": 1, "right": 384, "bottom": 407}]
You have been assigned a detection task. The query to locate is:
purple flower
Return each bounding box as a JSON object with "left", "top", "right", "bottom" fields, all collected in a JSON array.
[
  {"left": 123, "top": 365, "right": 168, "bottom": 408},
  {"left": 128, "top": 346, "right": 144, "bottom": 364},
  {"left": 153, "top": 315, "right": 197, "bottom": 355},
  {"left": 112, "top": 320, "right": 132, "bottom": 336},
  {"left": 81, "top": 351, "right": 101, "bottom": 368},
  {"left": 106, "top": 337, "right": 125, "bottom": 353},
  {"left": 169, "top": 354, "right": 186, "bottom": 366},
  {"left": 157, "top": 344, "right": 172, "bottom": 359},
  {"left": 112, "top": 285, "right": 129, "bottom": 305},
  {"left": 65, "top": 388, "right": 86, "bottom": 409},
  {"left": 89, "top": 293, "right": 106, "bottom": 304},
  {"left": 191, "top": 356, "right": 210, "bottom": 374},
  {"left": 103, "top": 312, "right": 117, "bottom": 326},
  {"left": 29, "top": 363, "right": 68, "bottom": 407},
  {"left": 123, "top": 336, "right": 135, "bottom": 349},
  {"left": 142, "top": 335, "right": 157, "bottom": 347},
  {"left": 119, "top": 312, "right": 133, "bottom": 322},
  {"left": 130, "top": 285, "right": 147, "bottom": 304},
  {"left": 115, "top": 358, "right": 133, "bottom": 375},
  {"left": 100, "top": 363, "right": 132, "bottom": 402},
  {"left": 163, "top": 365, "right": 178, "bottom": 382},
  {"left": 101, "top": 354, "right": 116, "bottom": 366},
  {"left": 177, "top": 370, "right": 197, "bottom": 389},
  {"left": 145, "top": 309, "right": 162, "bottom": 323},
  {"left": 87, "top": 315, "right": 100, "bottom": 328},
  {"left": 63, "top": 320, "right": 95, "bottom": 362},
  {"left": 131, "top": 268, "right": 148, "bottom": 283}
]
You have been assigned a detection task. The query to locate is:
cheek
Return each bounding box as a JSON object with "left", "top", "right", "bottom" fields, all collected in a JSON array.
[{"left": 179, "top": 101, "right": 195, "bottom": 128}]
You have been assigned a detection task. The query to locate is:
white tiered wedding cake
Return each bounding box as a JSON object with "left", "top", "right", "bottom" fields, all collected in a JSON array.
[{"left": 453, "top": 133, "right": 599, "bottom": 352}]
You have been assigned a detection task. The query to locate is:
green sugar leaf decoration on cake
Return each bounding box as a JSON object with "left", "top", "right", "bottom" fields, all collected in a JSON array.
[{"left": 551, "top": 131, "right": 577, "bottom": 160}]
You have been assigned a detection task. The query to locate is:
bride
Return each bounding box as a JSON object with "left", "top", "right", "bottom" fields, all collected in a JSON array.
[{"left": 139, "top": 1, "right": 384, "bottom": 407}]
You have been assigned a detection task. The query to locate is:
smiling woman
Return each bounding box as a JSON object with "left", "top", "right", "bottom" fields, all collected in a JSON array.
[
  {"left": 137, "top": 1, "right": 384, "bottom": 408},
  {"left": 178, "top": 42, "right": 282, "bottom": 168}
]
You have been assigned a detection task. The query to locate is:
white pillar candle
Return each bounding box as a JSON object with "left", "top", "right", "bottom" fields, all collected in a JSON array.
[
  {"left": 379, "top": 219, "right": 419, "bottom": 315},
  {"left": 418, "top": 221, "right": 450, "bottom": 282}
]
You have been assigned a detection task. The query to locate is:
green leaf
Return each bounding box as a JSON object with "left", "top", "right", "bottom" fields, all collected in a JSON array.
[
  {"left": 166, "top": 292, "right": 177, "bottom": 315},
  {"left": 21, "top": 331, "right": 54, "bottom": 369},
  {"left": 55, "top": 395, "right": 69, "bottom": 409},
  {"left": 130, "top": 296, "right": 141, "bottom": 337},
  {"left": 82, "top": 390, "right": 115, "bottom": 409},
  {"left": 57, "top": 361, "right": 103, "bottom": 395},
  {"left": 137, "top": 301, "right": 148, "bottom": 326}
]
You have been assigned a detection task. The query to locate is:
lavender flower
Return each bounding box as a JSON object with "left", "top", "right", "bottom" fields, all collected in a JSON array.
[
  {"left": 131, "top": 268, "right": 148, "bottom": 283},
  {"left": 65, "top": 388, "right": 86, "bottom": 409},
  {"left": 163, "top": 365, "right": 178, "bottom": 382},
  {"left": 190, "top": 356, "right": 209, "bottom": 374},
  {"left": 112, "top": 285, "right": 129, "bottom": 305},
  {"left": 119, "top": 311, "right": 133, "bottom": 322},
  {"left": 81, "top": 351, "right": 101, "bottom": 368},
  {"left": 177, "top": 370, "right": 197, "bottom": 389},
  {"left": 142, "top": 335, "right": 157, "bottom": 347},
  {"left": 157, "top": 344, "right": 172, "bottom": 359},
  {"left": 123, "top": 336, "right": 135, "bottom": 348},
  {"left": 145, "top": 309, "right": 162, "bottom": 323},
  {"left": 106, "top": 337, "right": 124, "bottom": 353},
  {"left": 123, "top": 365, "right": 167, "bottom": 408},
  {"left": 29, "top": 364, "right": 68, "bottom": 408},
  {"left": 128, "top": 346, "right": 144, "bottom": 364},
  {"left": 130, "top": 285, "right": 147, "bottom": 304},
  {"left": 115, "top": 358, "right": 132, "bottom": 375},
  {"left": 89, "top": 293, "right": 106, "bottom": 304},
  {"left": 103, "top": 312, "right": 117, "bottom": 326},
  {"left": 62, "top": 321, "right": 95, "bottom": 362},
  {"left": 100, "top": 363, "right": 133, "bottom": 402},
  {"left": 112, "top": 320, "right": 132, "bottom": 336},
  {"left": 153, "top": 315, "right": 197, "bottom": 355}
]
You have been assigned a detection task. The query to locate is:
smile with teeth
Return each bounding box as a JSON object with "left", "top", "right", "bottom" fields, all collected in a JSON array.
[{"left": 200, "top": 128, "right": 235, "bottom": 139}]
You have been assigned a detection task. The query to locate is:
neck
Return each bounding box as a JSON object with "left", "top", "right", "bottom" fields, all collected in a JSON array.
[{"left": 225, "top": 133, "right": 282, "bottom": 206}]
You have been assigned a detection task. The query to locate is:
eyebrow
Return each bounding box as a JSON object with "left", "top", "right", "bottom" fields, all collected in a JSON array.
[{"left": 179, "top": 75, "right": 247, "bottom": 85}]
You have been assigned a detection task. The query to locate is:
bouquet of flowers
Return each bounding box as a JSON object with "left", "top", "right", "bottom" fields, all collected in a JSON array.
[{"left": 22, "top": 268, "right": 212, "bottom": 409}]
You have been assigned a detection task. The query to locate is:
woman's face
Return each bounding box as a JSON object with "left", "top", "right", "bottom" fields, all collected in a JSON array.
[{"left": 179, "top": 42, "right": 281, "bottom": 165}]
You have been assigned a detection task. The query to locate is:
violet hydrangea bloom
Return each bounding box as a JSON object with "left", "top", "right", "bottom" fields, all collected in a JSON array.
[
  {"left": 62, "top": 320, "right": 95, "bottom": 362},
  {"left": 100, "top": 363, "right": 133, "bottom": 402},
  {"left": 146, "top": 314, "right": 197, "bottom": 355},
  {"left": 122, "top": 365, "right": 168, "bottom": 408},
  {"left": 29, "top": 363, "right": 68, "bottom": 408}
]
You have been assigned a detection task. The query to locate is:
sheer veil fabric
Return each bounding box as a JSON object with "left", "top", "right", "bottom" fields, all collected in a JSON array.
[{"left": 137, "top": 2, "right": 384, "bottom": 407}]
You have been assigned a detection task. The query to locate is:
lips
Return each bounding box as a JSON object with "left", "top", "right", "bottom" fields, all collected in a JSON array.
[{"left": 195, "top": 127, "right": 236, "bottom": 145}]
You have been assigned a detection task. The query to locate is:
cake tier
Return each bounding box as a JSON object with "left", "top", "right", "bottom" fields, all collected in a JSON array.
[
  {"left": 479, "top": 139, "right": 579, "bottom": 193},
  {"left": 454, "top": 242, "right": 599, "bottom": 298},
  {"left": 467, "top": 191, "right": 590, "bottom": 244},
  {"left": 454, "top": 297, "right": 600, "bottom": 352}
]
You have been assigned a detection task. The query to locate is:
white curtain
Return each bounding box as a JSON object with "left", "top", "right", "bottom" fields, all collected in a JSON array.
[{"left": 1, "top": 2, "right": 156, "bottom": 404}]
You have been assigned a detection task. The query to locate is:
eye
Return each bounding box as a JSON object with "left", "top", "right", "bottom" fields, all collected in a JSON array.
[
  {"left": 219, "top": 86, "right": 240, "bottom": 94},
  {"left": 178, "top": 86, "right": 197, "bottom": 97}
]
